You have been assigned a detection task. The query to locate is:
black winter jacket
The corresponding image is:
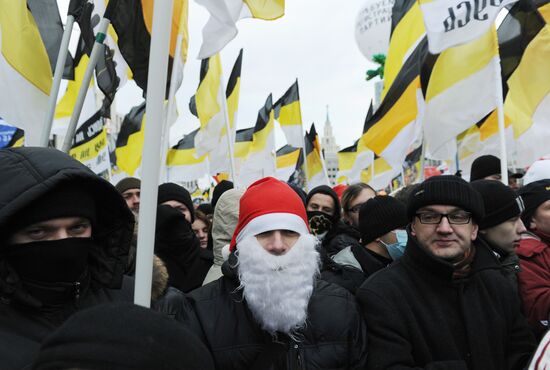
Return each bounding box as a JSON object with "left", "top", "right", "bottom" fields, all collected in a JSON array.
[
  {"left": 322, "top": 245, "right": 390, "bottom": 294},
  {"left": 0, "top": 147, "right": 135, "bottom": 369},
  {"left": 322, "top": 221, "right": 361, "bottom": 256},
  {"left": 356, "top": 235, "right": 536, "bottom": 370},
  {"left": 180, "top": 253, "right": 368, "bottom": 369}
]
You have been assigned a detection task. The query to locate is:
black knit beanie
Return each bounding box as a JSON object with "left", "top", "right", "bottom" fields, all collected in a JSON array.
[
  {"left": 470, "top": 180, "right": 524, "bottom": 230},
  {"left": 470, "top": 155, "right": 501, "bottom": 181},
  {"left": 359, "top": 196, "right": 408, "bottom": 245},
  {"left": 518, "top": 179, "right": 550, "bottom": 230},
  {"left": 9, "top": 182, "right": 96, "bottom": 233},
  {"left": 115, "top": 177, "right": 141, "bottom": 194},
  {"left": 32, "top": 302, "right": 215, "bottom": 370},
  {"left": 306, "top": 185, "right": 341, "bottom": 222},
  {"left": 407, "top": 175, "right": 485, "bottom": 222},
  {"left": 211, "top": 180, "right": 234, "bottom": 209},
  {"left": 158, "top": 183, "right": 195, "bottom": 222}
]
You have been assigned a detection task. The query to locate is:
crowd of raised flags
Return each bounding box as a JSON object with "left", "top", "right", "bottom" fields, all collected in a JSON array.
[{"left": 0, "top": 0, "right": 549, "bottom": 195}]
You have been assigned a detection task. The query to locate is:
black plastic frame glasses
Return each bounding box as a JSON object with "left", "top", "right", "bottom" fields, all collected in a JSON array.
[{"left": 415, "top": 212, "right": 472, "bottom": 225}]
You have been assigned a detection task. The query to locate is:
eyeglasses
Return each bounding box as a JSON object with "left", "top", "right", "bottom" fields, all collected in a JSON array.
[
  {"left": 347, "top": 203, "right": 365, "bottom": 214},
  {"left": 415, "top": 211, "right": 472, "bottom": 225}
]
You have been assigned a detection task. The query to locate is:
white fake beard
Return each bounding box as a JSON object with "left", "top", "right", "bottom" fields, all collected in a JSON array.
[{"left": 235, "top": 234, "right": 320, "bottom": 335}]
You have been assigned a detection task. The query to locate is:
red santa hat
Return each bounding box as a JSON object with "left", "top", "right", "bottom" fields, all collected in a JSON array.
[{"left": 229, "top": 177, "right": 310, "bottom": 252}]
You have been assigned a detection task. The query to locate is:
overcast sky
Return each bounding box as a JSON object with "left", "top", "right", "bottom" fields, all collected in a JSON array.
[{"left": 60, "top": 0, "right": 378, "bottom": 149}]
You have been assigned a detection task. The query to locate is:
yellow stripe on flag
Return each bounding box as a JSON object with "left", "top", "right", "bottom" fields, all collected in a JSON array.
[
  {"left": 278, "top": 100, "right": 302, "bottom": 127},
  {"left": 382, "top": 2, "right": 425, "bottom": 100},
  {"left": 425, "top": 29, "right": 498, "bottom": 102},
  {"left": 362, "top": 77, "right": 420, "bottom": 154},
  {"left": 277, "top": 148, "right": 300, "bottom": 169},
  {"left": 167, "top": 147, "right": 207, "bottom": 166},
  {"left": 505, "top": 25, "right": 550, "bottom": 137},
  {"left": 0, "top": 0, "right": 52, "bottom": 94},
  {"left": 55, "top": 55, "right": 91, "bottom": 119},
  {"left": 244, "top": 0, "right": 284, "bottom": 20}
]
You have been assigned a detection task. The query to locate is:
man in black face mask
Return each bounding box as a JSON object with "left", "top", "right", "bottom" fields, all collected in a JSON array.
[
  {"left": 305, "top": 186, "right": 340, "bottom": 239},
  {"left": 0, "top": 147, "right": 135, "bottom": 369}
]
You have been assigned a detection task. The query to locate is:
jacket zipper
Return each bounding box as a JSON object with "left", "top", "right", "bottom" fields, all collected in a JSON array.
[{"left": 74, "top": 281, "right": 81, "bottom": 301}]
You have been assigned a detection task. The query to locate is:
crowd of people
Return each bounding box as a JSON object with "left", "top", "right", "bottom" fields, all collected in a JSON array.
[{"left": 2, "top": 147, "right": 550, "bottom": 369}]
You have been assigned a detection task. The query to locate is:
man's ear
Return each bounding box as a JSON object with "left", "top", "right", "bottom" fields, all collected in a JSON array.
[
  {"left": 410, "top": 221, "right": 417, "bottom": 237},
  {"left": 471, "top": 224, "right": 479, "bottom": 241}
]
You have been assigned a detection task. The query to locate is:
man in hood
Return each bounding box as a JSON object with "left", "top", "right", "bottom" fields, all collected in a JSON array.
[
  {"left": 180, "top": 177, "right": 367, "bottom": 369},
  {"left": 0, "top": 147, "right": 135, "bottom": 368}
]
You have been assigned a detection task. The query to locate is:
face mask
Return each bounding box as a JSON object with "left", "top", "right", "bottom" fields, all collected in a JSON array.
[
  {"left": 307, "top": 211, "right": 333, "bottom": 236},
  {"left": 380, "top": 229, "right": 408, "bottom": 261},
  {"left": 3, "top": 237, "right": 92, "bottom": 283}
]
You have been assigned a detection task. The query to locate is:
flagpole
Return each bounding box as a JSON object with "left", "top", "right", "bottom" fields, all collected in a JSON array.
[
  {"left": 41, "top": 14, "right": 75, "bottom": 147},
  {"left": 219, "top": 70, "right": 237, "bottom": 187},
  {"left": 61, "top": 0, "right": 118, "bottom": 153},
  {"left": 297, "top": 80, "right": 309, "bottom": 191},
  {"left": 420, "top": 134, "right": 427, "bottom": 182},
  {"left": 134, "top": 0, "right": 174, "bottom": 308},
  {"left": 160, "top": 2, "right": 188, "bottom": 182},
  {"left": 494, "top": 56, "right": 509, "bottom": 185}
]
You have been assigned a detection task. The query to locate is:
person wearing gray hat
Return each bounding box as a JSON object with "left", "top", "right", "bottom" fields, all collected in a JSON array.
[{"left": 356, "top": 175, "right": 535, "bottom": 370}]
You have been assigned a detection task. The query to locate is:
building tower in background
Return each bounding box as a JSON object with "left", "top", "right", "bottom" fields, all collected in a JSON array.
[{"left": 321, "top": 105, "right": 340, "bottom": 185}]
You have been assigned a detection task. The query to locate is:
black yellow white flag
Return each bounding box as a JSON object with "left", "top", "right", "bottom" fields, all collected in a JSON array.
[
  {"left": 114, "top": 102, "right": 146, "bottom": 177},
  {"left": 239, "top": 94, "right": 276, "bottom": 186},
  {"left": 422, "top": 27, "right": 499, "bottom": 159},
  {"left": 166, "top": 129, "right": 209, "bottom": 181},
  {"left": 274, "top": 80, "right": 303, "bottom": 147}
]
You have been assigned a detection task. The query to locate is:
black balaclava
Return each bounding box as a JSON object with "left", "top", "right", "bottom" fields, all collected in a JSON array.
[
  {"left": 157, "top": 182, "right": 195, "bottom": 222},
  {"left": 2, "top": 183, "right": 97, "bottom": 307}
]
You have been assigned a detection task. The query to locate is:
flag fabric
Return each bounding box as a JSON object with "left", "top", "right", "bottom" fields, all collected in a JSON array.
[
  {"left": 0, "top": 118, "right": 24, "bottom": 148},
  {"left": 274, "top": 79, "right": 304, "bottom": 147},
  {"left": 27, "top": 0, "right": 74, "bottom": 79},
  {"left": 69, "top": 110, "right": 111, "bottom": 180},
  {"left": 114, "top": 102, "right": 146, "bottom": 176},
  {"left": 194, "top": 54, "right": 225, "bottom": 157},
  {"left": 382, "top": 0, "right": 426, "bottom": 100},
  {"left": 110, "top": 0, "right": 187, "bottom": 94},
  {"left": 0, "top": 0, "right": 52, "bottom": 146},
  {"left": 234, "top": 126, "right": 254, "bottom": 171},
  {"left": 418, "top": 0, "right": 518, "bottom": 53},
  {"left": 53, "top": 53, "right": 97, "bottom": 137},
  {"left": 239, "top": 94, "right": 276, "bottom": 186},
  {"left": 504, "top": 6, "right": 550, "bottom": 138},
  {"left": 349, "top": 103, "right": 375, "bottom": 182},
  {"left": 361, "top": 155, "right": 401, "bottom": 191},
  {"left": 275, "top": 144, "right": 302, "bottom": 182},
  {"left": 362, "top": 40, "right": 426, "bottom": 167},
  {"left": 336, "top": 143, "right": 358, "bottom": 184},
  {"left": 196, "top": 0, "right": 284, "bottom": 59},
  {"left": 166, "top": 129, "right": 209, "bottom": 182},
  {"left": 304, "top": 123, "right": 329, "bottom": 189},
  {"left": 208, "top": 49, "right": 243, "bottom": 174},
  {"left": 422, "top": 27, "right": 500, "bottom": 159}
]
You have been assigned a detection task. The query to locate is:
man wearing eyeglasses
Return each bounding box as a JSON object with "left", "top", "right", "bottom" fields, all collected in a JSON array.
[{"left": 357, "top": 175, "right": 535, "bottom": 370}]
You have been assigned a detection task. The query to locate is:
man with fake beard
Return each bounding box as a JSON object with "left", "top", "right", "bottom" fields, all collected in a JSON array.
[{"left": 181, "top": 177, "right": 367, "bottom": 369}]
